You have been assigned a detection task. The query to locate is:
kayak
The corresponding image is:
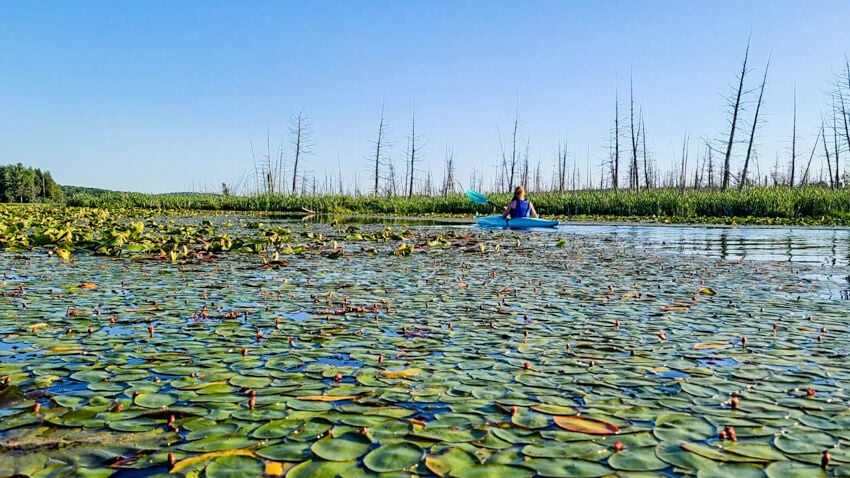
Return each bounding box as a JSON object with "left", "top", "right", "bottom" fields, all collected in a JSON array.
[{"left": 474, "top": 215, "right": 559, "bottom": 228}]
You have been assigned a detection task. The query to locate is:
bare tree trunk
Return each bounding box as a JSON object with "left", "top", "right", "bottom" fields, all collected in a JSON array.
[
  {"left": 613, "top": 88, "right": 620, "bottom": 191},
  {"left": 739, "top": 56, "right": 769, "bottom": 191},
  {"left": 509, "top": 102, "right": 520, "bottom": 190},
  {"left": 497, "top": 129, "right": 508, "bottom": 191},
  {"left": 521, "top": 139, "right": 530, "bottom": 187},
  {"left": 641, "top": 116, "right": 651, "bottom": 189},
  {"left": 407, "top": 108, "right": 419, "bottom": 198},
  {"left": 290, "top": 111, "right": 312, "bottom": 194},
  {"left": 373, "top": 102, "right": 387, "bottom": 195},
  {"left": 442, "top": 146, "right": 455, "bottom": 196},
  {"left": 834, "top": 98, "right": 844, "bottom": 187},
  {"left": 723, "top": 39, "right": 750, "bottom": 191},
  {"left": 790, "top": 86, "right": 797, "bottom": 187},
  {"left": 629, "top": 74, "right": 640, "bottom": 190},
  {"left": 822, "top": 117, "right": 834, "bottom": 189},
  {"left": 801, "top": 125, "right": 823, "bottom": 186},
  {"left": 679, "top": 132, "right": 689, "bottom": 193}
]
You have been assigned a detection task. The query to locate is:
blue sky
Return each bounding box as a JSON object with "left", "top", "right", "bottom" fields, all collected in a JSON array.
[{"left": 2, "top": 1, "right": 849, "bottom": 194}]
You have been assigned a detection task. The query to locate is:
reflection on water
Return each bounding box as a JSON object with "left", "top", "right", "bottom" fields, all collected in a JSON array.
[{"left": 554, "top": 224, "right": 850, "bottom": 266}]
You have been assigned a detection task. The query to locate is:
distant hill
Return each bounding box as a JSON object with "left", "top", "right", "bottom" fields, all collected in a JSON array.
[{"left": 61, "top": 185, "right": 216, "bottom": 197}]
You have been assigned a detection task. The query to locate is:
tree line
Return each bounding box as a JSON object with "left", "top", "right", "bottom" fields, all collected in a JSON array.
[{"left": 0, "top": 163, "right": 63, "bottom": 203}]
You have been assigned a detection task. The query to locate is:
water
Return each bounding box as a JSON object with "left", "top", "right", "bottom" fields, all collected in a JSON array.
[{"left": 553, "top": 224, "right": 850, "bottom": 265}]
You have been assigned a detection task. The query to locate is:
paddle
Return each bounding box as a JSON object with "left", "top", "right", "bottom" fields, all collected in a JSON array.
[{"left": 465, "top": 189, "right": 502, "bottom": 210}]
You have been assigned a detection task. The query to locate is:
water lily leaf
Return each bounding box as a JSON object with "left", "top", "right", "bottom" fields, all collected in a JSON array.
[
  {"left": 363, "top": 442, "right": 422, "bottom": 472},
  {"left": 177, "top": 436, "right": 258, "bottom": 453},
  {"left": 285, "top": 460, "right": 357, "bottom": 478},
  {"left": 453, "top": 464, "right": 536, "bottom": 478},
  {"left": 133, "top": 393, "right": 177, "bottom": 409},
  {"left": 773, "top": 431, "right": 836, "bottom": 454},
  {"left": 511, "top": 409, "right": 551, "bottom": 429},
  {"left": 310, "top": 431, "right": 372, "bottom": 461},
  {"left": 697, "top": 463, "right": 767, "bottom": 478},
  {"left": 413, "top": 427, "right": 487, "bottom": 443},
  {"left": 522, "top": 459, "right": 610, "bottom": 477},
  {"left": 256, "top": 441, "right": 313, "bottom": 461},
  {"left": 723, "top": 442, "right": 787, "bottom": 461},
  {"left": 656, "top": 442, "right": 716, "bottom": 472},
  {"left": 170, "top": 448, "right": 256, "bottom": 474},
  {"left": 205, "top": 455, "right": 264, "bottom": 478},
  {"left": 531, "top": 403, "right": 577, "bottom": 415},
  {"left": 607, "top": 446, "right": 669, "bottom": 471},
  {"left": 553, "top": 415, "right": 619, "bottom": 435},
  {"left": 425, "top": 447, "right": 479, "bottom": 476},
  {"left": 251, "top": 418, "right": 303, "bottom": 439},
  {"left": 653, "top": 413, "right": 714, "bottom": 442},
  {"left": 297, "top": 394, "right": 359, "bottom": 402},
  {"left": 379, "top": 368, "right": 422, "bottom": 379},
  {"left": 764, "top": 460, "right": 827, "bottom": 478}
]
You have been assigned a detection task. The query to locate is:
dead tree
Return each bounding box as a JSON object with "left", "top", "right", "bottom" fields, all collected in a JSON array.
[
  {"left": 557, "top": 139, "right": 568, "bottom": 193},
  {"left": 629, "top": 74, "right": 640, "bottom": 190},
  {"left": 722, "top": 39, "right": 751, "bottom": 191},
  {"left": 406, "top": 107, "right": 422, "bottom": 198},
  {"left": 739, "top": 56, "right": 769, "bottom": 191},
  {"left": 790, "top": 86, "right": 798, "bottom": 187},
  {"left": 801, "top": 125, "right": 823, "bottom": 186},
  {"left": 372, "top": 102, "right": 388, "bottom": 195},
  {"left": 441, "top": 146, "right": 456, "bottom": 196},
  {"left": 822, "top": 116, "right": 834, "bottom": 189},
  {"left": 612, "top": 87, "right": 621, "bottom": 191},
  {"left": 679, "top": 132, "right": 689, "bottom": 193},
  {"left": 290, "top": 111, "right": 313, "bottom": 194},
  {"left": 509, "top": 103, "right": 522, "bottom": 190},
  {"left": 641, "top": 116, "right": 651, "bottom": 189}
]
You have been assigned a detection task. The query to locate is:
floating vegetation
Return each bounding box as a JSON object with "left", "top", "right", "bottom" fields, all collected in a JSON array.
[{"left": 1, "top": 205, "right": 850, "bottom": 476}]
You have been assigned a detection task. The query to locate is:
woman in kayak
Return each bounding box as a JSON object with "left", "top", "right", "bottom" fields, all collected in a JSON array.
[{"left": 502, "top": 185, "right": 539, "bottom": 219}]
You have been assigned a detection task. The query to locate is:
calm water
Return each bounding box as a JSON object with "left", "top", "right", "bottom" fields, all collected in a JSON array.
[{"left": 552, "top": 224, "right": 850, "bottom": 266}]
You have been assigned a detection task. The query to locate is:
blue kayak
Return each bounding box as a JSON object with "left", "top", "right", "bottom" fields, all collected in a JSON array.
[{"left": 475, "top": 215, "right": 559, "bottom": 228}]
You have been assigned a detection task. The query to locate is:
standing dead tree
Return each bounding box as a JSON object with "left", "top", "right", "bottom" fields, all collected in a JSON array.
[
  {"left": 612, "top": 87, "right": 621, "bottom": 191},
  {"left": 441, "top": 145, "right": 456, "bottom": 196},
  {"left": 739, "top": 56, "right": 770, "bottom": 191},
  {"left": 790, "top": 86, "right": 798, "bottom": 187},
  {"left": 679, "top": 132, "right": 689, "bottom": 193},
  {"left": 406, "top": 107, "right": 422, "bottom": 198},
  {"left": 371, "top": 102, "right": 389, "bottom": 196},
  {"left": 509, "top": 104, "right": 521, "bottom": 190},
  {"left": 290, "top": 111, "right": 313, "bottom": 195},
  {"left": 629, "top": 74, "right": 641, "bottom": 190},
  {"left": 557, "top": 139, "right": 568, "bottom": 193},
  {"left": 722, "top": 39, "right": 751, "bottom": 191},
  {"left": 801, "top": 124, "right": 823, "bottom": 186}
]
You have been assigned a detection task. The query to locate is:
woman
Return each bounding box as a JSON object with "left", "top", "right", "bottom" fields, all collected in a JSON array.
[{"left": 502, "top": 185, "right": 538, "bottom": 219}]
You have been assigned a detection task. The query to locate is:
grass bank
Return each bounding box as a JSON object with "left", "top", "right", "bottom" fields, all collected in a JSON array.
[{"left": 64, "top": 187, "right": 850, "bottom": 225}]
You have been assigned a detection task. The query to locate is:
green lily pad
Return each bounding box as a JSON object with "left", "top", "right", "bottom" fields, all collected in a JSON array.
[
  {"left": 608, "top": 446, "right": 669, "bottom": 471},
  {"left": 133, "top": 393, "right": 177, "bottom": 409},
  {"left": 363, "top": 442, "right": 423, "bottom": 472},
  {"left": 523, "top": 459, "right": 611, "bottom": 477},
  {"left": 205, "top": 455, "right": 263, "bottom": 478},
  {"left": 764, "top": 460, "right": 827, "bottom": 478},
  {"left": 453, "top": 464, "right": 536, "bottom": 478},
  {"left": 311, "top": 431, "right": 372, "bottom": 461},
  {"left": 425, "top": 447, "right": 479, "bottom": 476}
]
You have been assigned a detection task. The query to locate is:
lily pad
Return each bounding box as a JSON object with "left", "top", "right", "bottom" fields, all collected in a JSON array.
[{"left": 363, "top": 442, "right": 423, "bottom": 472}]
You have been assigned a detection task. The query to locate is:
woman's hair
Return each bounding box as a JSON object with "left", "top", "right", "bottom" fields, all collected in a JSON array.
[{"left": 513, "top": 185, "right": 526, "bottom": 200}]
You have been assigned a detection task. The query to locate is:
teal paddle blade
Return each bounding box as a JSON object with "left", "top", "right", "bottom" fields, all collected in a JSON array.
[{"left": 466, "top": 189, "right": 490, "bottom": 204}]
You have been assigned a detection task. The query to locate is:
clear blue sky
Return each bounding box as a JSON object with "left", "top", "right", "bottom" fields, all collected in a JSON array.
[{"left": 2, "top": 1, "right": 849, "bottom": 194}]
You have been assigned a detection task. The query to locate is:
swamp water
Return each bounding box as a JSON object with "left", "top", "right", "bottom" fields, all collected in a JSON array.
[{"left": 2, "top": 219, "right": 850, "bottom": 477}]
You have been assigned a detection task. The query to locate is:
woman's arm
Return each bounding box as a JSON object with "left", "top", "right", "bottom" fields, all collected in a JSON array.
[
  {"left": 530, "top": 202, "right": 539, "bottom": 218},
  {"left": 501, "top": 200, "right": 515, "bottom": 219}
]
